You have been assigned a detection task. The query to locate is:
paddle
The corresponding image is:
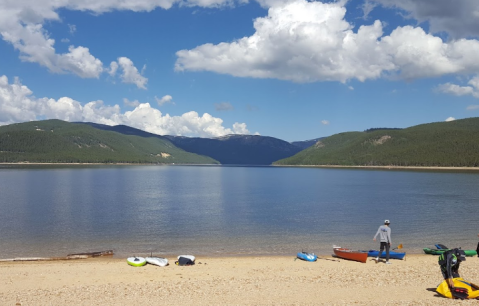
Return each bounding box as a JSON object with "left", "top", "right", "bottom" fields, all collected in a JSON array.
[
  {"left": 318, "top": 257, "right": 340, "bottom": 262},
  {"left": 392, "top": 244, "right": 405, "bottom": 260},
  {"left": 393, "top": 243, "right": 403, "bottom": 251}
]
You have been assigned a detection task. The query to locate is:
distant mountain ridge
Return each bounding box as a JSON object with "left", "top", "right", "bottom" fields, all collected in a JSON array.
[
  {"left": 80, "top": 122, "right": 309, "bottom": 165},
  {"left": 0, "top": 120, "right": 322, "bottom": 165},
  {"left": 164, "top": 134, "right": 303, "bottom": 165},
  {"left": 275, "top": 117, "right": 479, "bottom": 167},
  {"left": 0, "top": 120, "right": 217, "bottom": 164}
]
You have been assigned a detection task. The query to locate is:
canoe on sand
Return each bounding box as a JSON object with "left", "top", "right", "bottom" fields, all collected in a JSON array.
[{"left": 333, "top": 246, "right": 368, "bottom": 263}]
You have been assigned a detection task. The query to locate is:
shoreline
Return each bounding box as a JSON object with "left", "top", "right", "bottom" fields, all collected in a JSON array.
[
  {"left": 1, "top": 254, "right": 479, "bottom": 305},
  {"left": 1, "top": 162, "right": 479, "bottom": 171},
  {"left": 274, "top": 164, "right": 479, "bottom": 171},
  {"left": 0, "top": 247, "right": 435, "bottom": 262}
]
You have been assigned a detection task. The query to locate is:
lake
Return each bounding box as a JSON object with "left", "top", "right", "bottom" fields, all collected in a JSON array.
[{"left": 0, "top": 165, "right": 478, "bottom": 258}]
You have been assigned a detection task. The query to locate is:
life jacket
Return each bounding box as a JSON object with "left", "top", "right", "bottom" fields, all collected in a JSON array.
[
  {"left": 438, "top": 252, "right": 457, "bottom": 267},
  {"left": 439, "top": 248, "right": 465, "bottom": 270}
]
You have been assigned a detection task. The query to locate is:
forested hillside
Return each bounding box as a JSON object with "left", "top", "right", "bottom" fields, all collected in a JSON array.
[
  {"left": 274, "top": 118, "right": 479, "bottom": 167},
  {"left": 0, "top": 120, "right": 218, "bottom": 164}
]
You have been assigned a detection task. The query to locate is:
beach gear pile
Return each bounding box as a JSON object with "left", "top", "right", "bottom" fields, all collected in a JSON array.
[
  {"left": 436, "top": 278, "right": 479, "bottom": 299},
  {"left": 175, "top": 255, "right": 195, "bottom": 266},
  {"left": 127, "top": 255, "right": 195, "bottom": 267}
]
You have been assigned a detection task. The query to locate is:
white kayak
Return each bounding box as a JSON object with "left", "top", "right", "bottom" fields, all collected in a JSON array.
[
  {"left": 146, "top": 256, "right": 169, "bottom": 267},
  {"left": 127, "top": 257, "right": 146, "bottom": 267},
  {"left": 178, "top": 255, "right": 195, "bottom": 262}
]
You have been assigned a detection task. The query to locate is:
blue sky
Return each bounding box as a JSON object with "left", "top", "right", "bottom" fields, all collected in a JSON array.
[{"left": 1, "top": 0, "right": 479, "bottom": 142}]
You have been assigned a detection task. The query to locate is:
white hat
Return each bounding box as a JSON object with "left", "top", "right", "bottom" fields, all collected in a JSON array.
[{"left": 384, "top": 220, "right": 390, "bottom": 224}]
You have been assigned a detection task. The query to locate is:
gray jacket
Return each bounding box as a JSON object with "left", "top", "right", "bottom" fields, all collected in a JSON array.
[{"left": 373, "top": 225, "right": 391, "bottom": 244}]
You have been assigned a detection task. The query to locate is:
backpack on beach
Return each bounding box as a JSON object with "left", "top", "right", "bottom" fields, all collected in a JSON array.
[{"left": 175, "top": 256, "right": 195, "bottom": 266}]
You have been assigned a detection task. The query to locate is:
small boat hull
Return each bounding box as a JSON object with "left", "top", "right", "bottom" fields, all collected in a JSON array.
[
  {"left": 146, "top": 257, "right": 168, "bottom": 267},
  {"left": 127, "top": 257, "right": 146, "bottom": 267},
  {"left": 333, "top": 247, "right": 368, "bottom": 263},
  {"left": 297, "top": 252, "right": 317, "bottom": 262},
  {"left": 366, "top": 250, "right": 406, "bottom": 260},
  {"left": 423, "top": 248, "right": 477, "bottom": 256}
]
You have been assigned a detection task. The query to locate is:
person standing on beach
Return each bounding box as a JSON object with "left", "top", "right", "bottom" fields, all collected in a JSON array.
[
  {"left": 373, "top": 220, "right": 392, "bottom": 264},
  {"left": 476, "top": 234, "right": 479, "bottom": 258}
]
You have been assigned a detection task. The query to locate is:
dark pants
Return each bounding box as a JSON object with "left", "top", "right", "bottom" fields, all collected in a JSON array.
[{"left": 379, "top": 242, "right": 390, "bottom": 261}]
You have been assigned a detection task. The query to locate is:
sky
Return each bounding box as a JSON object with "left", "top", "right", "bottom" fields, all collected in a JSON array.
[{"left": 1, "top": 0, "right": 479, "bottom": 142}]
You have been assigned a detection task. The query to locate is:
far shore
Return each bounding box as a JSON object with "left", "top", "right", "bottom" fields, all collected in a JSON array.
[
  {"left": 1, "top": 254, "right": 479, "bottom": 305},
  {"left": 0, "top": 162, "right": 218, "bottom": 166},
  {"left": 274, "top": 164, "right": 479, "bottom": 171},
  {"left": 1, "top": 162, "right": 479, "bottom": 171}
]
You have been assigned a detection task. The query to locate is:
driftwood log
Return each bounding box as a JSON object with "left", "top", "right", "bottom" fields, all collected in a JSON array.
[
  {"left": 0, "top": 250, "right": 114, "bottom": 262},
  {"left": 67, "top": 250, "right": 114, "bottom": 258}
]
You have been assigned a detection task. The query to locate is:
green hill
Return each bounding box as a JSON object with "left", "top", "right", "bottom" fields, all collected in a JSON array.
[
  {"left": 274, "top": 117, "right": 479, "bottom": 167},
  {"left": 0, "top": 120, "right": 218, "bottom": 164}
]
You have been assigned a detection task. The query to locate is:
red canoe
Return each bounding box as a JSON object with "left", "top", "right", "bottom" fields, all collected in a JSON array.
[{"left": 333, "top": 247, "right": 368, "bottom": 263}]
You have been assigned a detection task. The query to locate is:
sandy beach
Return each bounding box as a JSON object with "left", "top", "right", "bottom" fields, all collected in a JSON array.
[{"left": 1, "top": 254, "right": 479, "bottom": 305}]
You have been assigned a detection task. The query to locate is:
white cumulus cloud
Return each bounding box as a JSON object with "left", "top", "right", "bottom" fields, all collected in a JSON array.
[
  {"left": 445, "top": 117, "right": 455, "bottom": 122},
  {"left": 436, "top": 83, "right": 475, "bottom": 97},
  {"left": 175, "top": 0, "right": 479, "bottom": 84},
  {"left": 109, "top": 57, "right": 148, "bottom": 89},
  {"left": 436, "top": 75, "right": 479, "bottom": 98},
  {"left": 0, "top": 75, "right": 252, "bottom": 138},
  {"left": 321, "top": 120, "right": 330, "bottom": 125},
  {"left": 0, "top": 75, "right": 44, "bottom": 124},
  {"left": 232, "top": 122, "right": 249, "bottom": 134},
  {"left": 108, "top": 61, "right": 119, "bottom": 77},
  {"left": 366, "top": 0, "right": 479, "bottom": 39},
  {"left": 155, "top": 95, "right": 174, "bottom": 106},
  {"left": 0, "top": 0, "right": 235, "bottom": 84},
  {"left": 0, "top": 10, "right": 104, "bottom": 78}
]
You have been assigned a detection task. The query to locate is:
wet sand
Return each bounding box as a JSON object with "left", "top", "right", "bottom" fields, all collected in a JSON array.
[{"left": 1, "top": 254, "right": 479, "bottom": 305}]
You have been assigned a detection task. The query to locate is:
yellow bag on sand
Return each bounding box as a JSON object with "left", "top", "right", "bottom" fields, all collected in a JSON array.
[{"left": 436, "top": 277, "right": 479, "bottom": 299}]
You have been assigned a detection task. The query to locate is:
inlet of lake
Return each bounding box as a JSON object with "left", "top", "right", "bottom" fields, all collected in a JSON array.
[{"left": 0, "top": 165, "right": 478, "bottom": 259}]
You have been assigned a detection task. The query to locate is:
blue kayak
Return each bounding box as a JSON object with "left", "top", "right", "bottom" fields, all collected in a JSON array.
[
  {"left": 297, "top": 252, "right": 317, "bottom": 262},
  {"left": 364, "top": 250, "right": 406, "bottom": 260}
]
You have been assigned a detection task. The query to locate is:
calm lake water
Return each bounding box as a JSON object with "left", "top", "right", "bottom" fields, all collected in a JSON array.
[{"left": 0, "top": 165, "right": 478, "bottom": 258}]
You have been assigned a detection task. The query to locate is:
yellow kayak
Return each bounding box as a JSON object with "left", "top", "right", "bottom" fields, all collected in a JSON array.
[{"left": 436, "top": 277, "right": 479, "bottom": 299}]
